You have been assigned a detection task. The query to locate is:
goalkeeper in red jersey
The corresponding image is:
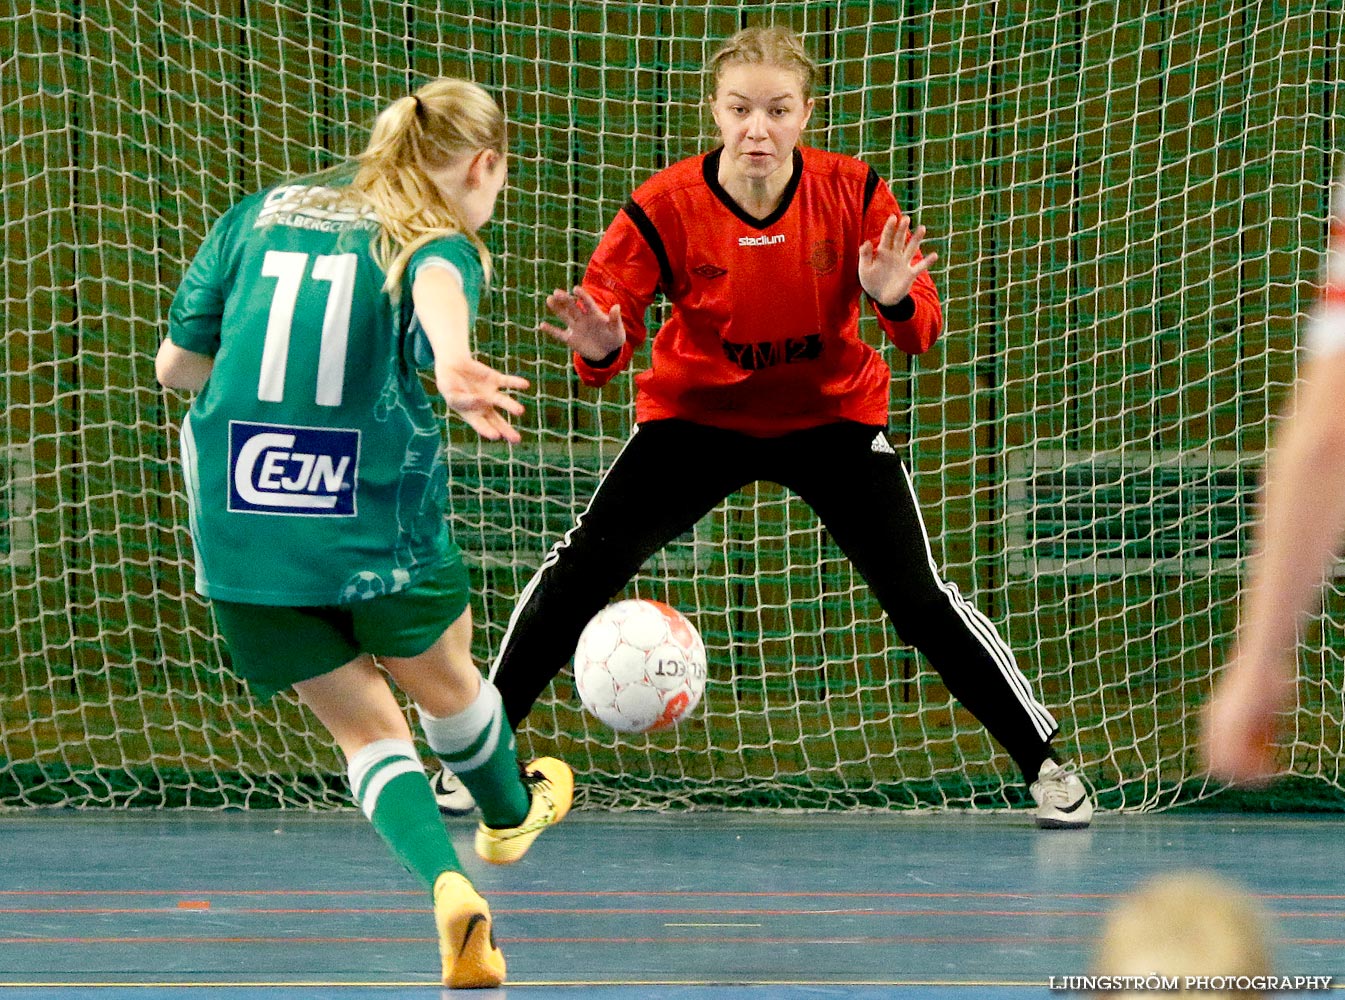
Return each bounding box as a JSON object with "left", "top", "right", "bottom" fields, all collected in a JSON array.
[{"left": 438, "top": 26, "right": 1092, "bottom": 827}]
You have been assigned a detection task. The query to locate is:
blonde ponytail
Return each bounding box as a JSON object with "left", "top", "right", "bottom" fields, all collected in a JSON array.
[{"left": 344, "top": 79, "right": 506, "bottom": 293}]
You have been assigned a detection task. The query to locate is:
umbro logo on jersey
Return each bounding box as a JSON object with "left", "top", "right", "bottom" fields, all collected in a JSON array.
[
  {"left": 871, "top": 433, "right": 895, "bottom": 455},
  {"left": 228, "top": 421, "right": 359, "bottom": 516},
  {"left": 738, "top": 234, "right": 785, "bottom": 247},
  {"left": 692, "top": 263, "right": 727, "bottom": 279}
]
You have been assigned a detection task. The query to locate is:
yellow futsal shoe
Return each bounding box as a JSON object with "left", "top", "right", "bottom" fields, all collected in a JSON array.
[
  {"left": 432, "top": 871, "right": 506, "bottom": 988},
  {"left": 475, "top": 756, "right": 574, "bottom": 865}
]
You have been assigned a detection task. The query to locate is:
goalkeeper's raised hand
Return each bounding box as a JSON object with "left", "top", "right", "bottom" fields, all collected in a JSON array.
[
  {"left": 859, "top": 213, "right": 938, "bottom": 308},
  {"left": 540, "top": 286, "right": 625, "bottom": 362}
]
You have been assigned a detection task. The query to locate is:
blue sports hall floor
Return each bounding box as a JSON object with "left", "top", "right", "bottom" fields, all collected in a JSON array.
[{"left": 0, "top": 811, "right": 1340, "bottom": 998}]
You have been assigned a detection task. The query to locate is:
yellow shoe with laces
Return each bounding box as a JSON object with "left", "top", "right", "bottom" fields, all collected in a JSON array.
[{"left": 474, "top": 756, "right": 574, "bottom": 865}]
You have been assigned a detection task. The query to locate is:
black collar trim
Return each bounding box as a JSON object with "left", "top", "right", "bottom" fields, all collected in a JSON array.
[{"left": 702, "top": 147, "right": 804, "bottom": 230}]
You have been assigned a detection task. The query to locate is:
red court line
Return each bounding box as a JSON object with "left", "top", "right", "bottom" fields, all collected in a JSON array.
[
  {"left": 0, "top": 909, "right": 1113, "bottom": 915},
  {"left": 2, "top": 904, "right": 1334, "bottom": 920},
  {"left": 0, "top": 935, "right": 1092, "bottom": 946},
  {"left": 10, "top": 909, "right": 1345, "bottom": 920},
  {"left": 0, "top": 905, "right": 1111, "bottom": 917},
  {"left": 513, "top": 935, "right": 1345, "bottom": 947},
  {"left": 4, "top": 905, "right": 1344, "bottom": 921},
  {"left": 4, "top": 934, "right": 1342, "bottom": 947},
  {"left": 7, "top": 904, "right": 1345, "bottom": 919},
  {"left": 501, "top": 906, "right": 1341, "bottom": 919},
  {"left": 5, "top": 888, "right": 1345, "bottom": 900},
  {"left": 0, "top": 890, "right": 421, "bottom": 898},
  {"left": 0, "top": 937, "right": 434, "bottom": 945},
  {"left": 0, "top": 907, "right": 425, "bottom": 915}
]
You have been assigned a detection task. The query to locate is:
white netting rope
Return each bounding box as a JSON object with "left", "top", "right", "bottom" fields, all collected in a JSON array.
[{"left": 2, "top": 2, "right": 1341, "bottom": 811}]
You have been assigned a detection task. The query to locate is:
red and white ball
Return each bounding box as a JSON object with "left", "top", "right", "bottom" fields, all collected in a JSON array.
[{"left": 573, "top": 599, "right": 707, "bottom": 733}]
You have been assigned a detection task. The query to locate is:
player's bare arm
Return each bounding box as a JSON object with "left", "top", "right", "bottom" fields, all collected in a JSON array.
[
  {"left": 413, "top": 266, "right": 529, "bottom": 443},
  {"left": 155, "top": 338, "right": 215, "bottom": 392},
  {"left": 858, "top": 213, "right": 939, "bottom": 307},
  {"left": 1204, "top": 349, "right": 1345, "bottom": 782},
  {"left": 1202, "top": 656, "right": 1292, "bottom": 784},
  {"left": 540, "top": 285, "right": 624, "bottom": 361}
]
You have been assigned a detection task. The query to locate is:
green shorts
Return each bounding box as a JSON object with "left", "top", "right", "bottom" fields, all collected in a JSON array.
[{"left": 210, "top": 557, "right": 472, "bottom": 699}]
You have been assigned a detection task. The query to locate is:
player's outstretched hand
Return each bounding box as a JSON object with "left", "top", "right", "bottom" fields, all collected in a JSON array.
[
  {"left": 434, "top": 354, "right": 529, "bottom": 444},
  {"left": 859, "top": 214, "right": 938, "bottom": 308},
  {"left": 541, "top": 286, "right": 625, "bottom": 361},
  {"left": 1201, "top": 656, "right": 1292, "bottom": 785}
]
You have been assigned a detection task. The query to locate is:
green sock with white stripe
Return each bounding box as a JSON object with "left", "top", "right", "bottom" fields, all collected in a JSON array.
[
  {"left": 419, "top": 681, "right": 529, "bottom": 829},
  {"left": 348, "top": 738, "right": 461, "bottom": 893}
]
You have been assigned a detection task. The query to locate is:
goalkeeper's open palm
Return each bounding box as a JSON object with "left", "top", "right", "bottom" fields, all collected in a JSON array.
[
  {"left": 434, "top": 354, "right": 529, "bottom": 444},
  {"left": 859, "top": 214, "right": 938, "bottom": 307},
  {"left": 541, "top": 286, "right": 625, "bottom": 361}
]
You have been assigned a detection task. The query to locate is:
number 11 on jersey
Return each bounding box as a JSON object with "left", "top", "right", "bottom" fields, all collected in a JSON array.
[{"left": 257, "top": 250, "right": 357, "bottom": 407}]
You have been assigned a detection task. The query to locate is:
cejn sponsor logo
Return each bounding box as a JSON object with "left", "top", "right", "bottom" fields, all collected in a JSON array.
[
  {"left": 228, "top": 421, "right": 358, "bottom": 516},
  {"left": 738, "top": 233, "right": 785, "bottom": 247}
]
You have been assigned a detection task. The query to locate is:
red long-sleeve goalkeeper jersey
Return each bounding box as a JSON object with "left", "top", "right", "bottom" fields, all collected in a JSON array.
[{"left": 573, "top": 144, "right": 942, "bottom": 436}]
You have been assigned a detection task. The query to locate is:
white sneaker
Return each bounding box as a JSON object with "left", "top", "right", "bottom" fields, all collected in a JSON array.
[
  {"left": 1030, "top": 759, "right": 1094, "bottom": 829},
  {"left": 431, "top": 767, "right": 477, "bottom": 816}
]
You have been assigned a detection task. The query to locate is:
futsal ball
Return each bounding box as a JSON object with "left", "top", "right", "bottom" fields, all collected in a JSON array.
[{"left": 573, "top": 599, "right": 707, "bottom": 733}]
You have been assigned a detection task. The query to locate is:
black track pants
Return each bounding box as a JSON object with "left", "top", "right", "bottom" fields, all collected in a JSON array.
[{"left": 489, "top": 419, "right": 1059, "bottom": 780}]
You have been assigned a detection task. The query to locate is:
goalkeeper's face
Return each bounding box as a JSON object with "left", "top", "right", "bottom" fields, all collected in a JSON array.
[{"left": 711, "top": 63, "right": 814, "bottom": 183}]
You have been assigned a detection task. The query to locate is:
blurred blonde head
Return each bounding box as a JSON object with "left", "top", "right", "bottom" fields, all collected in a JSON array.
[
  {"left": 340, "top": 78, "right": 506, "bottom": 292},
  {"left": 1095, "top": 871, "right": 1274, "bottom": 999}
]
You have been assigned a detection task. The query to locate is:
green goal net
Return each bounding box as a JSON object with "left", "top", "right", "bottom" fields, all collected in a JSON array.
[{"left": 3, "top": 2, "right": 1343, "bottom": 811}]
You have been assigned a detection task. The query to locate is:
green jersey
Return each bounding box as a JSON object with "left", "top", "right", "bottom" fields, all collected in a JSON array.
[{"left": 168, "top": 183, "right": 485, "bottom": 605}]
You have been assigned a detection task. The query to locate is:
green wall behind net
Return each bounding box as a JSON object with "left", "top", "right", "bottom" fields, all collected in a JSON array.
[{"left": 3, "top": 1, "right": 1344, "bottom": 810}]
